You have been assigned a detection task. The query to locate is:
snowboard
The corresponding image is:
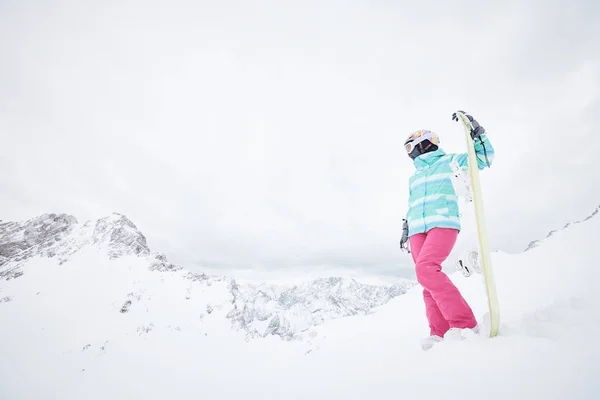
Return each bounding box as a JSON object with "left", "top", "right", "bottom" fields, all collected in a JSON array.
[{"left": 454, "top": 111, "right": 500, "bottom": 338}]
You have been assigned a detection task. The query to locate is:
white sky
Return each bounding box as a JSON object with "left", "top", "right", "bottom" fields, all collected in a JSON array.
[{"left": 1, "top": 0, "right": 599, "bottom": 275}]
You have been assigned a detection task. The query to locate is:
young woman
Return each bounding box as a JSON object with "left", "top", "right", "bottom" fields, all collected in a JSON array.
[{"left": 399, "top": 111, "right": 495, "bottom": 350}]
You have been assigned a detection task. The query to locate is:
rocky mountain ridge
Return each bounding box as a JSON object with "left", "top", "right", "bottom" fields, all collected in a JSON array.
[
  {"left": 524, "top": 205, "right": 599, "bottom": 252},
  {"left": 0, "top": 213, "right": 178, "bottom": 280}
]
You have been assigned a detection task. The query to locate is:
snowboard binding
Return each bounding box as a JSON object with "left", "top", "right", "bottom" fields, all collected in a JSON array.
[
  {"left": 450, "top": 160, "right": 473, "bottom": 204},
  {"left": 456, "top": 250, "right": 482, "bottom": 278}
]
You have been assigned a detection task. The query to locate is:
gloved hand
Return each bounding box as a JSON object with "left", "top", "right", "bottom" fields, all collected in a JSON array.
[
  {"left": 452, "top": 110, "right": 485, "bottom": 140},
  {"left": 399, "top": 219, "right": 410, "bottom": 253}
]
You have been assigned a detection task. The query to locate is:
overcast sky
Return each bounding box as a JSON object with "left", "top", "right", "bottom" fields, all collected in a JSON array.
[{"left": 1, "top": 0, "right": 599, "bottom": 276}]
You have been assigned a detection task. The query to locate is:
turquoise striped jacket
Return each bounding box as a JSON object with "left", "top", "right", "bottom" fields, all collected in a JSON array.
[{"left": 405, "top": 134, "right": 495, "bottom": 237}]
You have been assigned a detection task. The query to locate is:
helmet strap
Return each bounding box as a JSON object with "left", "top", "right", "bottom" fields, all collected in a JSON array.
[{"left": 419, "top": 142, "right": 432, "bottom": 152}]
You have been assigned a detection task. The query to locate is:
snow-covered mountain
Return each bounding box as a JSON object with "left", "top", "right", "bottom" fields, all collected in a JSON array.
[{"left": 0, "top": 212, "right": 413, "bottom": 341}]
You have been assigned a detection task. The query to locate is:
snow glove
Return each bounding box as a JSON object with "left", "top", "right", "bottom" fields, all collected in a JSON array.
[
  {"left": 400, "top": 219, "right": 410, "bottom": 253},
  {"left": 451, "top": 111, "right": 485, "bottom": 140}
]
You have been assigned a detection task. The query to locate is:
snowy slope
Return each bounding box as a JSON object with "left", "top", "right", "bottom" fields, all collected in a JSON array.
[
  {"left": 295, "top": 207, "right": 600, "bottom": 399},
  {"left": 1, "top": 209, "right": 600, "bottom": 399}
]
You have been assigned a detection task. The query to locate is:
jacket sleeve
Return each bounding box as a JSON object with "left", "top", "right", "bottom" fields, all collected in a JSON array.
[{"left": 452, "top": 133, "right": 495, "bottom": 170}]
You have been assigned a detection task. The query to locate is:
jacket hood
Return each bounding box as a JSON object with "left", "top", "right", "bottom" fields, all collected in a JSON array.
[{"left": 413, "top": 148, "right": 446, "bottom": 170}]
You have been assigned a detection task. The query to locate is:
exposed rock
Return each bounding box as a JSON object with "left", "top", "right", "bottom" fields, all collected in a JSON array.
[
  {"left": 92, "top": 213, "right": 149, "bottom": 259},
  {"left": 120, "top": 300, "right": 132, "bottom": 313},
  {"left": 149, "top": 252, "right": 181, "bottom": 272},
  {"left": 226, "top": 276, "right": 415, "bottom": 340},
  {"left": 0, "top": 213, "right": 78, "bottom": 270}
]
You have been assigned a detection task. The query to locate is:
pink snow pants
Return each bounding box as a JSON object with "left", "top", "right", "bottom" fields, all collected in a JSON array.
[{"left": 409, "top": 228, "right": 477, "bottom": 337}]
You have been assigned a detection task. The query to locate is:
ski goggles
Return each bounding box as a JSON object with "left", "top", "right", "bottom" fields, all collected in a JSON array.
[{"left": 404, "top": 129, "right": 439, "bottom": 154}]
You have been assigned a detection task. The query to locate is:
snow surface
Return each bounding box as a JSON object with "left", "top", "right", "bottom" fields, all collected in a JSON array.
[{"left": 1, "top": 211, "right": 600, "bottom": 399}]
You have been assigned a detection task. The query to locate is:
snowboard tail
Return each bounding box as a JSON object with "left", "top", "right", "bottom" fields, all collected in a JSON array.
[{"left": 455, "top": 111, "right": 500, "bottom": 338}]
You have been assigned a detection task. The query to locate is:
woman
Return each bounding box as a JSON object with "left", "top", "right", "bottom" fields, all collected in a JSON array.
[{"left": 399, "top": 111, "right": 495, "bottom": 350}]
